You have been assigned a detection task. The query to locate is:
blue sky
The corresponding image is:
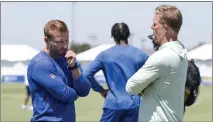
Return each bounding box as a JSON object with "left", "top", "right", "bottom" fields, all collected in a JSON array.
[{"left": 1, "top": 2, "right": 212, "bottom": 50}]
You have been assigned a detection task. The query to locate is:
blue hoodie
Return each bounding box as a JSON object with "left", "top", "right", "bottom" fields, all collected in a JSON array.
[
  {"left": 27, "top": 51, "right": 91, "bottom": 122},
  {"left": 84, "top": 45, "right": 148, "bottom": 110}
]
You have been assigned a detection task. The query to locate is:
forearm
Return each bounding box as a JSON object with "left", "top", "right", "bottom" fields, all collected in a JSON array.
[
  {"left": 72, "top": 73, "right": 91, "bottom": 97},
  {"left": 88, "top": 76, "right": 105, "bottom": 93},
  {"left": 126, "top": 68, "right": 159, "bottom": 95},
  {"left": 33, "top": 72, "right": 78, "bottom": 103},
  {"left": 71, "top": 68, "right": 81, "bottom": 80}
]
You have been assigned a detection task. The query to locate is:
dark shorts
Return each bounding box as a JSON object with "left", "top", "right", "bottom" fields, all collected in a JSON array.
[
  {"left": 100, "top": 107, "right": 139, "bottom": 122},
  {"left": 26, "top": 86, "right": 31, "bottom": 96}
]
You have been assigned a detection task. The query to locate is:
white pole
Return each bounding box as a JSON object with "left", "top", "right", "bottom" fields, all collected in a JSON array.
[{"left": 71, "top": 2, "right": 76, "bottom": 44}]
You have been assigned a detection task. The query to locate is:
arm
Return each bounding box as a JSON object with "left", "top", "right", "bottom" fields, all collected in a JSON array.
[
  {"left": 71, "top": 61, "right": 91, "bottom": 97},
  {"left": 83, "top": 53, "right": 105, "bottom": 93},
  {"left": 32, "top": 60, "right": 78, "bottom": 103},
  {"left": 126, "top": 54, "right": 162, "bottom": 95},
  {"left": 65, "top": 50, "right": 91, "bottom": 97}
]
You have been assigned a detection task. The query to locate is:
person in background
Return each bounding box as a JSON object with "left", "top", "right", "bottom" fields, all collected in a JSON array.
[
  {"left": 21, "top": 75, "right": 33, "bottom": 111},
  {"left": 84, "top": 22, "right": 149, "bottom": 122}
]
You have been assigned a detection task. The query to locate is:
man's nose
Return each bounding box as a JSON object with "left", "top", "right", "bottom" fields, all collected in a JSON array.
[{"left": 151, "top": 25, "right": 154, "bottom": 30}]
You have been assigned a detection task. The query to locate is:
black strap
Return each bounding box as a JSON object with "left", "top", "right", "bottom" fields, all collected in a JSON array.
[{"left": 68, "top": 63, "right": 78, "bottom": 70}]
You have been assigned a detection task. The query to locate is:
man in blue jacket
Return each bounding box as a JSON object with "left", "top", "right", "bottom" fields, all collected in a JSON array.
[
  {"left": 27, "top": 19, "right": 91, "bottom": 122},
  {"left": 84, "top": 22, "right": 149, "bottom": 122}
]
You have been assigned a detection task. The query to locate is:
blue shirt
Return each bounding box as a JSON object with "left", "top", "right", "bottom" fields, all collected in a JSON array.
[
  {"left": 84, "top": 45, "right": 148, "bottom": 110},
  {"left": 27, "top": 51, "right": 91, "bottom": 122}
]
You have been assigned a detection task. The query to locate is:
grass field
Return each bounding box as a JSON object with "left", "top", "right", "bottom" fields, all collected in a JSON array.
[{"left": 1, "top": 83, "right": 212, "bottom": 122}]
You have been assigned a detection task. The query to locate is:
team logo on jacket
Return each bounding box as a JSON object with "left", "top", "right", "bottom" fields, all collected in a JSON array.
[{"left": 49, "top": 73, "right": 56, "bottom": 79}]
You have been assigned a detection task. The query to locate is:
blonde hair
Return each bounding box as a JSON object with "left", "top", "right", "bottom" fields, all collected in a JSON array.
[
  {"left": 44, "top": 20, "right": 68, "bottom": 39},
  {"left": 155, "top": 4, "right": 182, "bottom": 33}
]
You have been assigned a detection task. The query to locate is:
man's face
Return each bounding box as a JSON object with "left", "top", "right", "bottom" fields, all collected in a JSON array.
[
  {"left": 151, "top": 15, "right": 166, "bottom": 50},
  {"left": 47, "top": 31, "right": 69, "bottom": 56}
]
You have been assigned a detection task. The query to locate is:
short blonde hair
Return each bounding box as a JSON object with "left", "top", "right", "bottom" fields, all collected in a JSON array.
[
  {"left": 44, "top": 20, "right": 68, "bottom": 39},
  {"left": 155, "top": 4, "right": 182, "bottom": 33}
]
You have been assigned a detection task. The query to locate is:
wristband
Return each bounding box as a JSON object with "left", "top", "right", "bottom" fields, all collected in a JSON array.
[{"left": 68, "top": 63, "right": 78, "bottom": 70}]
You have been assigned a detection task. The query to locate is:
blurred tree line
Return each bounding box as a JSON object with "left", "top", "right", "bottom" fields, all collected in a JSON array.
[{"left": 70, "top": 42, "right": 91, "bottom": 54}]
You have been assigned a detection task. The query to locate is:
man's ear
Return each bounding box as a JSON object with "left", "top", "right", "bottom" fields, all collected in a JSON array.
[
  {"left": 44, "top": 37, "right": 49, "bottom": 44},
  {"left": 164, "top": 24, "right": 169, "bottom": 30}
]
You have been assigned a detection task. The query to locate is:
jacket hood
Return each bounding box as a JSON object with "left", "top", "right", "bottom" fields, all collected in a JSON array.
[{"left": 159, "top": 40, "right": 188, "bottom": 59}]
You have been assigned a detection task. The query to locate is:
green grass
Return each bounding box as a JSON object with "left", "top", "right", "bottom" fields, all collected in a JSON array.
[{"left": 1, "top": 83, "right": 212, "bottom": 122}]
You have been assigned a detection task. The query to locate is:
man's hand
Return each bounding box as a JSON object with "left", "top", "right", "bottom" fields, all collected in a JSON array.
[
  {"left": 100, "top": 89, "right": 109, "bottom": 98},
  {"left": 65, "top": 50, "right": 80, "bottom": 80},
  {"left": 65, "top": 50, "right": 76, "bottom": 67}
]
